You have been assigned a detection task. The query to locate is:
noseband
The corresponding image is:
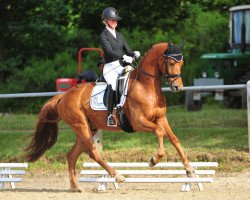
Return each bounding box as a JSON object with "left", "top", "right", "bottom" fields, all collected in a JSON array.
[{"left": 163, "top": 57, "right": 182, "bottom": 85}]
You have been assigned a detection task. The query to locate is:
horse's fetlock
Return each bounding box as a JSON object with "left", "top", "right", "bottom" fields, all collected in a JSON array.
[
  {"left": 115, "top": 173, "right": 125, "bottom": 182},
  {"left": 158, "top": 151, "right": 166, "bottom": 158},
  {"left": 186, "top": 170, "right": 196, "bottom": 178}
]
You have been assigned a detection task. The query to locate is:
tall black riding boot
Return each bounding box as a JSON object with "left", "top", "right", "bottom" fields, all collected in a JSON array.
[{"left": 106, "top": 85, "right": 116, "bottom": 127}]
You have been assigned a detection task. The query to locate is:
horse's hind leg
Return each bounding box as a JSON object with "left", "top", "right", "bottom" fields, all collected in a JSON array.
[
  {"left": 67, "top": 114, "right": 125, "bottom": 189},
  {"left": 67, "top": 136, "right": 86, "bottom": 192},
  {"left": 83, "top": 135, "right": 125, "bottom": 182}
]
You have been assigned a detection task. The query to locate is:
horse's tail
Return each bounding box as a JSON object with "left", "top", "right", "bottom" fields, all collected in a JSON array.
[{"left": 25, "top": 95, "right": 63, "bottom": 162}]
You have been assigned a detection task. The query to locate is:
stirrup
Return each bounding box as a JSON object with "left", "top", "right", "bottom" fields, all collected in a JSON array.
[{"left": 107, "top": 114, "right": 116, "bottom": 127}]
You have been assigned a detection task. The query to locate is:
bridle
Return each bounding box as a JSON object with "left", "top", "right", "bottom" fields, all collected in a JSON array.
[
  {"left": 127, "top": 44, "right": 182, "bottom": 96},
  {"left": 140, "top": 54, "right": 182, "bottom": 86}
]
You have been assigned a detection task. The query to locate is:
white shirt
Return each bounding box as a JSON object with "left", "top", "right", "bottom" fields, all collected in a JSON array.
[{"left": 106, "top": 26, "right": 116, "bottom": 38}]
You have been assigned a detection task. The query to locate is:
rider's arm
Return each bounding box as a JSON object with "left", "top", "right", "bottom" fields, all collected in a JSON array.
[
  {"left": 120, "top": 33, "right": 135, "bottom": 57},
  {"left": 100, "top": 32, "right": 123, "bottom": 60}
]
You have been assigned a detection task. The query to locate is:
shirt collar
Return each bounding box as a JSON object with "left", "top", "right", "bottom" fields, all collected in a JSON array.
[{"left": 106, "top": 26, "right": 116, "bottom": 38}]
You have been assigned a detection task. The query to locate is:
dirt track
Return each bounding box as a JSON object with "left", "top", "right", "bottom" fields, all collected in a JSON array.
[{"left": 1, "top": 172, "right": 250, "bottom": 200}]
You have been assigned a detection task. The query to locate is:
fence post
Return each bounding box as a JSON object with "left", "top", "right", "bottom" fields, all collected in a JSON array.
[{"left": 247, "top": 81, "right": 250, "bottom": 155}]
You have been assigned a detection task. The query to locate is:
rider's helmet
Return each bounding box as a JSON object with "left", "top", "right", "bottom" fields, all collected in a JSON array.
[{"left": 102, "top": 7, "right": 122, "bottom": 21}]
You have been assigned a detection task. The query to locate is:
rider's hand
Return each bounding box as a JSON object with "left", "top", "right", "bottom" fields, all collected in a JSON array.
[
  {"left": 134, "top": 51, "right": 140, "bottom": 59},
  {"left": 123, "top": 55, "right": 134, "bottom": 63}
]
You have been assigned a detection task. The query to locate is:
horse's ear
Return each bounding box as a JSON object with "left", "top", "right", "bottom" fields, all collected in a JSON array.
[
  {"left": 168, "top": 42, "right": 174, "bottom": 51},
  {"left": 176, "top": 43, "right": 185, "bottom": 50}
]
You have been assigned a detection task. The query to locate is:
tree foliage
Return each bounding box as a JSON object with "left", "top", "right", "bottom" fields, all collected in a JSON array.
[{"left": 0, "top": 0, "right": 247, "bottom": 112}]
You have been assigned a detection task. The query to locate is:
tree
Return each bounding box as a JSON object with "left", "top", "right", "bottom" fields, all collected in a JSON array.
[{"left": 0, "top": 0, "right": 242, "bottom": 111}]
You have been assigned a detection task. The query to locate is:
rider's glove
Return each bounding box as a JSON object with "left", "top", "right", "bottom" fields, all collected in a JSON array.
[
  {"left": 122, "top": 55, "right": 134, "bottom": 64},
  {"left": 134, "top": 51, "right": 140, "bottom": 59}
]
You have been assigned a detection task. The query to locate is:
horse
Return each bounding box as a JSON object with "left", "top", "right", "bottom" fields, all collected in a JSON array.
[{"left": 25, "top": 42, "right": 196, "bottom": 192}]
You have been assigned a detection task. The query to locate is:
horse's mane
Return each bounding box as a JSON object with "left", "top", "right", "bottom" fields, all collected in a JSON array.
[
  {"left": 139, "top": 42, "right": 168, "bottom": 67},
  {"left": 145, "top": 43, "right": 167, "bottom": 57}
]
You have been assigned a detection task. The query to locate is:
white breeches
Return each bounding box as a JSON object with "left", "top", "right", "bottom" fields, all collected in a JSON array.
[{"left": 103, "top": 60, "right": 124, "bottom": 90}]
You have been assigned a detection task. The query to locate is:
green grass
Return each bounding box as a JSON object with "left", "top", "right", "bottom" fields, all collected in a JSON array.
[
  {"left": 102, "top": 104, "right": 247, "bottom": 150},
  {"left": 0, "top": 104, "right": 249, "bottom": 172}
]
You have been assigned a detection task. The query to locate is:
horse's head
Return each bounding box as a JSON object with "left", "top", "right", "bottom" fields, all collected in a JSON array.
[
  {"left": 158, "top": 43, "right": 184, "bottom": 92},
  {"left": 138, "top": 43, "right": 184, "bottom": 92}
]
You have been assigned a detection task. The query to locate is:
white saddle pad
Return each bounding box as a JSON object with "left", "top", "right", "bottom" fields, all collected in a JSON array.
[
  {"left": 90, "top": 78, "right": 129, "bottom": 111},
  {"left": 90, "top": 65, "right": 133, "bottom": 111}
]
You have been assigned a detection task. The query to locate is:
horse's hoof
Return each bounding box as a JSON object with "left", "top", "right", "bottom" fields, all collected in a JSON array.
[
  {"left": 70, "top": 185, "right": 82, "bottom": 193},
  {"left": 115, "top": 173, "right": 125, "bottom": 182},
  {"left": 71, "top": 188, "right": 82, "bottom": 193},
  {"left": 148, "top": 157, "right": 156, "bottom": 167},
  {"left": 186, "top": 170, "right": 196, "bottom": 178}
]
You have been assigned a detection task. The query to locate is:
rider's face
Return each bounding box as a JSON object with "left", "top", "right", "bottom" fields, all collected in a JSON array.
[{"left": 106, "top": 19, "right": 118, "bottom": 29}]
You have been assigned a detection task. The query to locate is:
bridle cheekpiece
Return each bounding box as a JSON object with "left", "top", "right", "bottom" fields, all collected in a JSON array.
[{"left": 162, "top": 43, "right": 182, "bottom": 82}]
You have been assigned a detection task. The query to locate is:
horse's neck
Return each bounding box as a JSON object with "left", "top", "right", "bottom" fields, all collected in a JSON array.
[
  {"left": 139, "top": 69, "right": 161, "bottom": 86},
  {"left": 137, "top": 57, "right": 162, "bottom": 90},
  {"left": 129, "top": 67, "right": 162, "bottom": 99},
  {"left": 132, "top": 43, "right": 166, "bottom": 93}
]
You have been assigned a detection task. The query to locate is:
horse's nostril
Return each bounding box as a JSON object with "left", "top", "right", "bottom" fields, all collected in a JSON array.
[{"left": 171, "top": 85, "right": 179, "bottom": 93}]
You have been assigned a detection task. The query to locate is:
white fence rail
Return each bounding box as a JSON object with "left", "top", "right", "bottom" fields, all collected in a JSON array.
[
  {"left": 0, "top": 84, "right": 246, "bottom": 99},
  {"left": 79, "top": 162, "right": 218, "bottom": 191},
  {"left": 0, "top": 163, "right": 28, "bottom": 190},
  {"left": 0, "top": 91, "right": 64, "bottom": 98},
  {"left": 0, "top": 83, "right": 249, "bottom": 155}
]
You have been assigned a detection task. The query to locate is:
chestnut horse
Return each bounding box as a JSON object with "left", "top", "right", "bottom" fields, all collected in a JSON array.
[{"left": 25, "top": 42, "right": 195, "bottom": 192}]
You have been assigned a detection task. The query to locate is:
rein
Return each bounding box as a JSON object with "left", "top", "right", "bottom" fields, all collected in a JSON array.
[{"left": 140, "top": 69, "right": 162, "bottom": 80}]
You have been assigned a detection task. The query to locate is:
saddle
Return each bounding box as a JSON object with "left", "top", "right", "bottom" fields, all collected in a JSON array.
[{"left": 90, "top": 65, "right": 135, "bottom": 133}]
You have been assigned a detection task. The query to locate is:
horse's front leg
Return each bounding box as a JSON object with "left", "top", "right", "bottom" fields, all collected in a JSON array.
[
  {"left": 148, "top": 126, "right": 166, "bottom": 167},
  {"left": 136, "top": 117, "right": 166, "bottom": 167},
  {"left": 159, "top": 117, "right": 196, "bottom": 177}
]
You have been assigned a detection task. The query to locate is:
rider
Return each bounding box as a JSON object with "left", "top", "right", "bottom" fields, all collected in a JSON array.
[{"left": 100, "top": 7, "right": 140, "bottom": 127}]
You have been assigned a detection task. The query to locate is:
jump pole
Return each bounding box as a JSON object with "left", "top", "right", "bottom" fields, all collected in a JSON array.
[{"left": 247, "top": 81, "right": 250, "bottom": 156}]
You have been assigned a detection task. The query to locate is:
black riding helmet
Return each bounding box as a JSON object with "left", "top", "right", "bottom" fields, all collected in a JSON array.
[{"left": 102, "top": 7, "right": 122, "bottom": 21}]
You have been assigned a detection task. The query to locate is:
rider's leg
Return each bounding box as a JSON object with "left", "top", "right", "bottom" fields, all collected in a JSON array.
[
  {"left": 106, "top": 84, "right": 116, "bottom": 126},
  {"left": 103, "top": 61, "right": 123, "bottom": 127}
]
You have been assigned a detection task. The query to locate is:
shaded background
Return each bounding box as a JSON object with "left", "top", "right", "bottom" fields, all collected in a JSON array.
[{"left": 0, "top": 0, "right": 248, "bottom": 112}]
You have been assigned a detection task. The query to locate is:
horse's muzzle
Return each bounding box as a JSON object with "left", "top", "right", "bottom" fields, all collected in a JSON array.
[{"left": 170, "top": 85, "right": 183, "bottom": 92}]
